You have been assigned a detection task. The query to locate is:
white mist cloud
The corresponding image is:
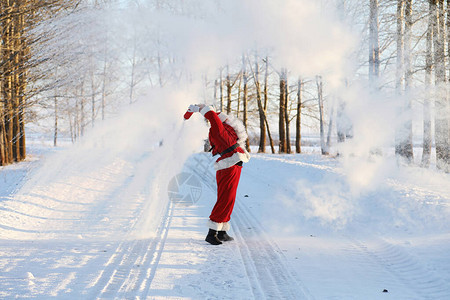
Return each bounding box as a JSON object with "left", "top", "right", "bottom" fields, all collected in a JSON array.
[
  {"left": 153, "top": 0, "right": 355, "bottom": 80},
  {"left": 116, "top": 1, "right": 388, "bottom": 233},
  {"left": 286, "top": 179, "right": 357, "bottom": 229},
  {"left": 19, "top": 85, "right": 209, "bottom": 238}
]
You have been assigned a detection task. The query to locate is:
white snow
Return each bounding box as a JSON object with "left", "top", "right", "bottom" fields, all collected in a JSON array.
[{"left": 0, "top": 130, "right": 449, "bottom": 299}]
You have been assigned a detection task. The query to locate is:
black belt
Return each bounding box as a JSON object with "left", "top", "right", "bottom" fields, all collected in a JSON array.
[{"left": 220, "top": 143, "right": 239, "bottom": 156}]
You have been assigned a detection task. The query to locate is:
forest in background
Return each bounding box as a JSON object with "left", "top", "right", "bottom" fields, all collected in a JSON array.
[{"left": 0, "top": 0, "right": 449, "bottom": 172}]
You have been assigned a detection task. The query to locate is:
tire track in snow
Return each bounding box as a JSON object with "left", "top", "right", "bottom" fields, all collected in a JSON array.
[
  {"left": 189, "top": 155, "right": 313, "bottom": 299},
  {"left": 87, "top": 202, "right": 173, "bottom": 299},
  {"left": 141, "top": 212, "right": 175, "bottom": 296},
  {"left": 94, "top": 239, "right": 149, "bottom": 298},
  {"left": 349, "top": 238, "right": 450, "bottom": 299},
  {"left": 233, "top": 200, "right": 314, "bottom": 300},
  {"left": 190, "top": 153, "right": 450, "bottom": 299},
  {"left": 78, "top": 150, "right": 174, "bottom": 299},
  {"left": 123, "top": 201, "right": 173, "bottom": 299}
]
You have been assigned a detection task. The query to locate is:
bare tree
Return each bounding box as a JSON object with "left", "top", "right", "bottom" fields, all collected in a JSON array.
[
  {"left": 434, "top": 0, "right": 449, "bottom": 172},
  {"left": 369, "top": 0, "right": 380, "bottom": 82},
  {"left": 395, "top": 0, "right": 414, "bottom": 163},
  {"left": 284, "top": 72, "right": 291, "bottom": 154},
  {"left": 263, "top": 56, "right": 275, "bottom": 154},
  {"left": 279, "top": 69, "right": 287, "bottom": 153},
  {"left": 226, "top": 65, "right": 232, "bottom": 114},
  {"left": 422, "top": 0, "right": 434, "bottom": 167},
  {"left": 316, "top": 75, "right": 329, "bottom": 155},
  {"left": 396, "top": 0, "right": 404, "bottom": 94},
  {"left": 251, "top": 54, "right": 266, "bottom": 153},
  {"left": 295, "top": 78, "right": 302, "bottom": 153},
  {"left": 240, "top": 57, "right": 250, "bottom": 152},
  {"left": 1, "top": 0, "right": 77, "bottom": 165},
  {"left": 219, "top": 68, "right": 224, "bottom": 112},
  {"left": 326, "top": 99, "right": 334, "bottom": 150}
]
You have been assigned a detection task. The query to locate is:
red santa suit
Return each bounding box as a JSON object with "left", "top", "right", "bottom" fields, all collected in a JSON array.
[{"left": 200, "top": 106, "right": 250, "bottom": 231}]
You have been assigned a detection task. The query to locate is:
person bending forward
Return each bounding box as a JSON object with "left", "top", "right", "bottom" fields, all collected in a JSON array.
[{"left": 185, "top": 104, "right": 250, "bottom": 245}]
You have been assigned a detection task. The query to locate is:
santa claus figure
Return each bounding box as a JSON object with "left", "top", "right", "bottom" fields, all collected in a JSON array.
[{"left": 185, "top": 104, "right": 250, "bottom": 245}]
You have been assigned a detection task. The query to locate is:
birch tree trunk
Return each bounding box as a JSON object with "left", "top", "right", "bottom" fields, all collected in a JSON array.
[
  {"left": 396, "top": 0, "right": 414, "bottom": 163},
  {"left": 242, "top": 63, "right": 250, "bottom": 152},
  {"left": 236, "top": 73, "right": 241, "bottom": 119},
  {"left": 404, "top": 0, "right": 414, "bottom": 162},
  {"left": 91, "top": 66, "right": 96, "bottom": 128},
  {"left": 434, "top": 0, "right": 449, "bottom": 172},
  {"left": 337, "top": 101, "right": 346, "bottom": 143},
  {"left": 326, "top": 101, "right": 334, "bottom": 150},
  {"left": 252, "top": 55, "right": 266, "bottom": 153},
  {"left": 422, "top": 0, "right": 434, "bottom": 167},
  {"left": 226, "top": 65, "right": 232, "bottom": 114},
  {"left": 214, "top": 79, "right": 218, "bottom": 110},
  {"left": 396, "top": 0, "right": 404, "bottom": 93},
  {"left": 219, "top": 68, "right": 224, "bottom": 112},
  {"left": 101, "top": 33, "right": 108, "bottom": 121},
  {"left": 264, "top": 56, "right": 275, "bottom": 154},
  {"left": 74, "top": 99, "right": 79, "bottom": 141},
  {"left": 317, "top": 76, "right": 329, "bottom": 155},
  {"left": 240, "top": 56, "right": 249, "bottom": 151},
  {"left": 369, "top": 0, "right": 380, "bottom": 82},
  {"left": 336, "top": 80, "right": 352, "bottom": 143},
  {"left": 101, "top": 54, "right": 107, "bottom": 121},
  {"left": 296, "top": 78, "right": 302, "bottom": 153},
  {"left": 68, "top": 99, "right": 74, "bottom": 143}
]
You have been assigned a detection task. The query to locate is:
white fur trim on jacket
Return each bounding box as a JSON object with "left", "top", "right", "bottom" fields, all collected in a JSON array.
[
  {"left": 200, "top": 105, "right": 214, "bottom": 116},
  {"left": 218, "top": 112, "right": 228, "bottom": 122},
  {"left": 215, "top": 151, "right": 250, "bottom": 171},
  {"left": 224, "top": 114, "right": 248, "bottom": 146},
  {"left": 207, "top": 220, "right": 230, "bottom": 231}
]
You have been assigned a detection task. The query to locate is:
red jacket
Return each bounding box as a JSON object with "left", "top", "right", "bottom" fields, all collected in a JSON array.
[{"left": 201, "top": 106, "right": 250, "bottom": 170}]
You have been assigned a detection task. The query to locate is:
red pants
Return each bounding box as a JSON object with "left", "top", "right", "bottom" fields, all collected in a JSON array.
[{"left": 209, "top": 164, "right": 242, "bottom": 223}]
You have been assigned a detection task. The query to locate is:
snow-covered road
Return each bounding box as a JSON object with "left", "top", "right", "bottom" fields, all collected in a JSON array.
[{"left": 1, "top": 147, "right": 449, "bottom": 299}]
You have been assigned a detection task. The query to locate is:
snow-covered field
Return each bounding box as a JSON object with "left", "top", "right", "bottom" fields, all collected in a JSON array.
[{"left": 0, "top": 137, "right": 449, "bottom": 299}]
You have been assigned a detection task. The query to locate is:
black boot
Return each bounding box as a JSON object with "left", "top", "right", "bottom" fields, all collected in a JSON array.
[
  {"left": 217, "top": 231, "right": 234, "bottom": 241},
  {"left": 205, "top": 229, "right": 222, "bottom": 245}
]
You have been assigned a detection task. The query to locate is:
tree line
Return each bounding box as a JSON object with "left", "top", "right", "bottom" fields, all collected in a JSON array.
[
  {"left": 1, "top": 0, "right": 449, "bottom": 173},
  {"left": 211, "top": 56, "right": 348, "bottom": 156},
  {"left": 210, "top": 0, "right": 449, "bottom": 172},
  {"left": 367, "top": 0, "right": 449, "bottom": 171},
  {"left": 0, "top": 0, "right": 79, "bottom": 165}
]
